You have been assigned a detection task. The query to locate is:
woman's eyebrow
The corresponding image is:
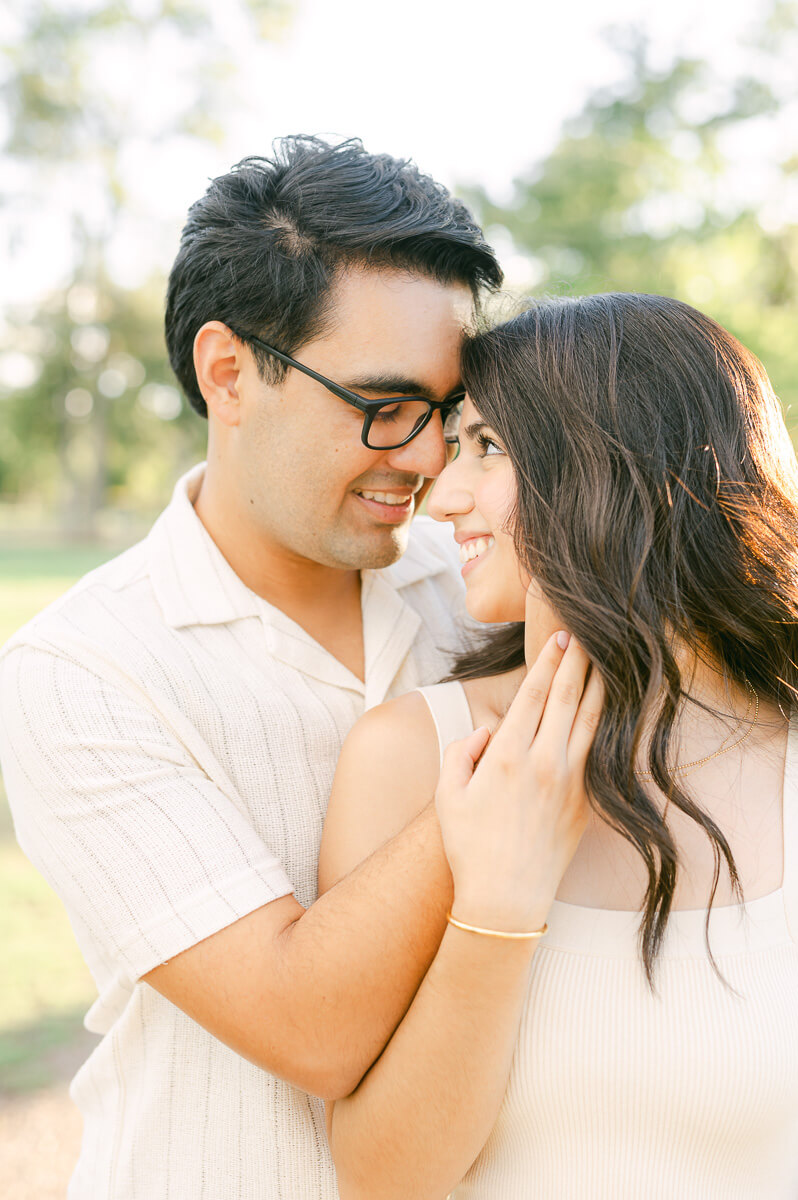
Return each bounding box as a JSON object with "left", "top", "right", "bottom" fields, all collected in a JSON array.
[{"left": 462, "top": 420, "right": 487, "bottom": 440}]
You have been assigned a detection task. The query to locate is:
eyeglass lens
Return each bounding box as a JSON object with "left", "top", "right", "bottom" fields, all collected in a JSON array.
[
  {"left": 364, "top": 398, "right": 464, "bottom": 453},
  {"left": 365, "top": 400, "right": 433, "bottom": 449},
  {"left": 442, "top": 401, "right": 463, "bottom": 443}
]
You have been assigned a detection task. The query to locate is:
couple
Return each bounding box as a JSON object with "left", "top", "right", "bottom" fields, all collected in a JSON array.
[{"left": 1, "top": 136, "right": 797, "bottom": 1199}]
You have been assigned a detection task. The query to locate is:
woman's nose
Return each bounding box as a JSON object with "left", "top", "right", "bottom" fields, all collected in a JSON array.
[{"left": 426, "top": 459, "right": 474, "bottom": 522}]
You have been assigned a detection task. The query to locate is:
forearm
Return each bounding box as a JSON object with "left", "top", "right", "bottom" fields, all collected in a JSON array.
[
  {"left": 329, "top": 924, "right": 538, "bottom": 1200},
  {"left": 274, "top": 802, "right": 454, "bottom": 1097}
]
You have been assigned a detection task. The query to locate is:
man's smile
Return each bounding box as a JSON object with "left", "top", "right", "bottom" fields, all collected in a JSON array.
[{"left": 352, "top": 488, "right": 417, "bottom": 522}]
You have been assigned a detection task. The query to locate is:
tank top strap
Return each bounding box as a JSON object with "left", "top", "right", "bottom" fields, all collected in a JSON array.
[
  {"left": 415, "top": 681, "right": 475, "bottom": 767},
  {"left": 781, "top": 711, "right": 798, "bottom": 941}
]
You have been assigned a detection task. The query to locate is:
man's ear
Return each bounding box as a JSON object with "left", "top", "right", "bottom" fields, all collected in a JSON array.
[{"left": 194, "top": 322, "right": 244, "bottom": 428}]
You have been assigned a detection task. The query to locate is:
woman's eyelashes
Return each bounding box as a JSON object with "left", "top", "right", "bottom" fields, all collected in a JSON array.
[
  {"left": 459, "top": 417, "right": 506, "bottom": 459},
  {"left": 475, "top": 431, "right": 504, "bottom": 457}
]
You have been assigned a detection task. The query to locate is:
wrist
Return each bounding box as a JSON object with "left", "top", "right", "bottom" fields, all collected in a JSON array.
[
  {"left": 446, "top": 910, "right": 548, "bottom": 940},
  {"left": 449, "top": 890, "right": 553, "bottom": 937}
]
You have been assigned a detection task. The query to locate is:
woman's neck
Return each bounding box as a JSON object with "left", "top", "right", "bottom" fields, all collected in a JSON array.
[{"left": 636, "top": 650, "right": 784, "bottom": 777}]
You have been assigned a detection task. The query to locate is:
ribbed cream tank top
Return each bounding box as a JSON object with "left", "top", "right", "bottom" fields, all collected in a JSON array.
[{"left": 417, "top": 681, "right": 798, "bottom": 1200}]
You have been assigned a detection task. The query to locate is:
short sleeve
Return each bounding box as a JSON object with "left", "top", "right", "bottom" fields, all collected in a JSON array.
[{"left": 0, "top": 644, "right": 295, "bottom": 984}]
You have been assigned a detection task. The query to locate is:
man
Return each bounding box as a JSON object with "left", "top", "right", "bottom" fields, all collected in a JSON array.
[{"left": 0, "top": 136, "right": 502, "bottom": 1198}]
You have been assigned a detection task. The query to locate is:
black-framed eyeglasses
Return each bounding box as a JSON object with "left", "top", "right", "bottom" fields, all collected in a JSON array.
[{"left": 227, "top": 325, "right": 464, "bottom": 453}]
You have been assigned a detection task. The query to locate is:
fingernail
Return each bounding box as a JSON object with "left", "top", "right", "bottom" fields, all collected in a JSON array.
[{"left": 556, "top": 631, "right": 570, "bottom": 650}]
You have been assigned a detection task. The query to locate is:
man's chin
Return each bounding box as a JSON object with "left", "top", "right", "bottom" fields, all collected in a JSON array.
[{"left": 328, "top": 522, "right": 411, "bottom": 571}]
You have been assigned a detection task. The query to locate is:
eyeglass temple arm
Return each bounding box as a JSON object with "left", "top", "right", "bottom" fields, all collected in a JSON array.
[
  {"left": 225, "top": 326, "right": 373, "bottom": 411},
  {"left": 227, "top": 325, "right": 464, "bottom": 413}
]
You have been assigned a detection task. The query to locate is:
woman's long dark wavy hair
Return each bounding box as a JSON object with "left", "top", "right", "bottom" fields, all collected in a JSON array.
[{"left": 452, "top": 293, "right": 798, "bottom": 983}]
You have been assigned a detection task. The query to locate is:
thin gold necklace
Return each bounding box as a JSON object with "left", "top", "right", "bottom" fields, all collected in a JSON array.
[{"left": 634, "top": 678, "right": 759, "bottom": 781}]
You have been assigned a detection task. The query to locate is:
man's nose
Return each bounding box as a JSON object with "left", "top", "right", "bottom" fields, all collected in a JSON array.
[{"left": 385, "top": 411, "right": 448, "bottom": 480}]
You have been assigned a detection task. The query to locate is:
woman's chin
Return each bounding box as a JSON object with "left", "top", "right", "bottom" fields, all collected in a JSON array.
[{"left": 464, "top": 589, "right": 525, "bottom": 625}]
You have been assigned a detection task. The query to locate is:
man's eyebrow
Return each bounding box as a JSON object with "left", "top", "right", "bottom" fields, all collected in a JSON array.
[{"left": 342, "top": 373, "right": 464, "bottom": 401}]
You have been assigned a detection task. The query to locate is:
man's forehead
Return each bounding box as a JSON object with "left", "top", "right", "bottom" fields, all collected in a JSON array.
[
  {"left": 307, "top": 269, "right": 472, "bottom": 396},
  {"left": 335, "top": 340, "right": 466, "bottom": 401},
  {"left": 325, "top": 265, "right": 474, "bottom": 333}
]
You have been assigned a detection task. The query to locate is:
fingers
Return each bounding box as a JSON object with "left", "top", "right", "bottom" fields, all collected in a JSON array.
[
  {"left": 438, "top": 726, "right": 491, "bottom": 791},
  {"left": 474, "top": 629, "right": 601, "bottom": 783},
  {"left": 489, "top": 631, "right": 570, "bottom": 753},
  {"left": 534, "top": 636, "right": 592, "bottom": 745},
  {"left": 566, "top": 666, "right": 604, "bottom": 768}
]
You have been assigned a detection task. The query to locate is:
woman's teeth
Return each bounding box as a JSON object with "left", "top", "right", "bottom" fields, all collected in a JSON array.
[
  {"left": 459, "top": 536, "right": 495, "bottom": 564},
  {"left": 357, "top": 490, "right": 411, "bottom": 505}
]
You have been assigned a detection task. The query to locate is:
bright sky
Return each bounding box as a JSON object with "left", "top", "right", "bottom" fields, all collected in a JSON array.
[
  {"left": 0, "top": 0, "right": 791, "bottom": 310},
  {"left": 239, "top": 0, "right": 763, "bottom": 194}
]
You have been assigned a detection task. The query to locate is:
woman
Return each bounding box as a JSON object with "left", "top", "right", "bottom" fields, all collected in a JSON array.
[{"left": 318, "top": 293, "right": 798, "bottom": 1199}]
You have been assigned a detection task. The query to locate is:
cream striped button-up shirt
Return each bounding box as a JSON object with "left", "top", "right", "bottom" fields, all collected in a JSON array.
[{"left": 0, "top": 464, "right": 468, "bottom": 1200}]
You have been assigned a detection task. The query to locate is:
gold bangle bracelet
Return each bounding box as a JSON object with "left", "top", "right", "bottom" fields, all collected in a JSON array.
[{"left": 445, "top": 911, "right": 548, "bottom": 940}]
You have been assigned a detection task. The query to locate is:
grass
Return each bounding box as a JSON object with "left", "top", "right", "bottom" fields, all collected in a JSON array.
[
  {"left": 0, "top": 840, "right": 101, "bottom": 1029},
  {"left": 0, "top": 1008, "right": 94, "bottom": 1093},
  {"left": 0, "top": 542, "right": 125, "bottom": 1091},
  {"left": 0, "top": 546, "right": 118, "bottom": 646}
]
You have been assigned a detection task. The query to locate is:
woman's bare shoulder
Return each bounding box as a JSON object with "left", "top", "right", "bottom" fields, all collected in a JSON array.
[
  {"left": 318, "top": 690, "right": 441, "bottom": 893},
  {"left": 359, "top": 688, "right": 439, "bottom": 734}
]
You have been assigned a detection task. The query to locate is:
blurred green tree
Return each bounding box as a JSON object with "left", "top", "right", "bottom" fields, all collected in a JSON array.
[
  {"left": 0, "top": 0, "right": 293, "bottom": 536},
  {"left": 465, "top": 2, "right": 798, "bottom": 438}
]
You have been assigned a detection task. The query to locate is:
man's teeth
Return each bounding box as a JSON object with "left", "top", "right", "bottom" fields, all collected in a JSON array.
[
  {"left": 358, "top": 491, "right": 411, "bottom": 505},
  {"left": 459, "top": 536, "right": 495, "bottom": 564}
]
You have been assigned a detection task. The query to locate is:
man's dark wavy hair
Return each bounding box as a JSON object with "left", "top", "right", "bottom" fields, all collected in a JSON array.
[
  {"left": 452, "top": 293, "right": 798, "bottom": 983},
  {"left": 165, "top": 135, "right": 503, "bottom": 416}
]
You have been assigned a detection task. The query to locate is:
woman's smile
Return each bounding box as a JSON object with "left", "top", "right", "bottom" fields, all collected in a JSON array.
[
  {"left": 457, "top": 533, "right": 496, "bottom": 574},
  {"left": 428, "top": 395, "right": 528, "bottom": 622}
]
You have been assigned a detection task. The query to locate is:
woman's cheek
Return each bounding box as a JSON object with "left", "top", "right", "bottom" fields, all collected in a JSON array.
[{"left": 464, "top": 565, "right": 523, "bottom": 623}]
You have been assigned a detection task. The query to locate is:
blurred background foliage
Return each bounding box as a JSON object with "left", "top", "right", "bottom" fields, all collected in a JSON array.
[
  {"left": 0, "top": 0, "right": 293, "bottom": 539},
  {"left": 1, "top": 1, "right": 797, "bottom": 539},
  {"left": 469, "top": 4, "right": 798, "bottom": 439}
]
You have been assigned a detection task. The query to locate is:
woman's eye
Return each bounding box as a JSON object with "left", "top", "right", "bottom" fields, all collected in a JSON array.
[{"left": 476, "top": 432, "right": 504, "bottom": 457}]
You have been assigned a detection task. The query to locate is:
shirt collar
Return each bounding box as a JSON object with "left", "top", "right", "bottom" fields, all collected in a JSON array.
[
  {"left": 147, "top": 464, "right": 452, "bottom": 631},
  {"left": 147, "top": 464, "right": 263, "bottom": 628},
  {"left": 370, "top": 520, "right": 453, "bottom": 590}
]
